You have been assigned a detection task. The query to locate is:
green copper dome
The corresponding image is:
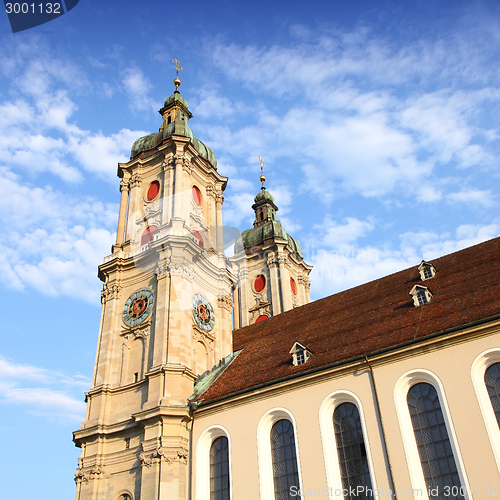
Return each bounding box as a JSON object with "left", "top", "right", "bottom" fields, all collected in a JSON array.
[
  {"left": 130, "top": 92, "right": 217, "bottom": 168},
  {"left": 254, "top": 189, "right": 275, "bottom": 203},
  {"left": 236, "top": 221, "right": 303, "bottom": 258},
  {"left": 234, "top": 186, "right": 303, "bottom": 258}
]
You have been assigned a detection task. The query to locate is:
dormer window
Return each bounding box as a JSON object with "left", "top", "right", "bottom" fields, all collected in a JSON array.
[
  {"left": 409, "top": 284, "right": 433, "bottom": 307},
  {"left": 289, "top": 342, "right": 312, "bottom": 366},
  {"left": 418, "top": 261, "right": 436, "bottom": 281}
]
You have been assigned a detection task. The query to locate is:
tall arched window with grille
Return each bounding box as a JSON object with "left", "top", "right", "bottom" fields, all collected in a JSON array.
[
  {"left": 407, "top": 382, "right": 464, "bottom": 499},
  {"left": 270, "top": 419, "right": 300, "bottom": 499},
  {"left": 485, "top": 362, "right": 500, "bottom": 427},
  {"left": 333, "top": 402, "right": 373, "bottom": 498},
  {"left": 210, "top": 436, "right": 230, "bottom": 500}
]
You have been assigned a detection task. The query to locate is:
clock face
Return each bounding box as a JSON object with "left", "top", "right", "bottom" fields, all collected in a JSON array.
[
  {"left": 192, "top": 293, "right": 215, "bottom": 331},
  {"left": 123, "top": 289, "right": 154, "bottom": 327}
]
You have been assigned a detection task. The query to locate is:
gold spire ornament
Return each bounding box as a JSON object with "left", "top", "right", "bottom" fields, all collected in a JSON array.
[
  {"left": 258, "top": 155, "right": 266, "bottom": 191},
  {"left": 172, "top": 58, "right": 183, "bottom": 92}
]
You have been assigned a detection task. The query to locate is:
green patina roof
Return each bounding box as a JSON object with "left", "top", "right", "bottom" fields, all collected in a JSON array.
[
  {"left": 189, "top": 350, "right": 241, "bottom": 401},
  {"left": 162, "top": 92, "right": 190, "bottom": 111},
  {"left": 130, "top": 93, "right": 217, "bottom": 168},
  {"left": 254, "top": 189, "right": 275, "bottom": 203},
  {"left": 235, "top": 220, "right": 303, "bottom": 258}
]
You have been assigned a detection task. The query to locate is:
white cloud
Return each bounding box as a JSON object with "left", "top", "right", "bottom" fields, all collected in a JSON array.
[
  {"left": 0, "top": 169, "right": 116, "bottom": 302},
  {"left": 192, "top": 89, "right": 248, "bottom": 119},
  {"left": 0, "top": 356, "right": 89, "bottom": 422},
  {"left": 312, "top": 216, "right": 375, "bottom": 249},
  {"left": 203, "top": 28, "right": 500, "bottom": 207},
  {"left": 309, "top": 221, "right": 500, "bottom": 299},
  {"left": 447, "top": 189, "right": 496, "bottom": 208},
  {"left": 223, "top": 190, "right": 255, "bottom": 227},
  {"left": 121, "top": 66, "right": 156, "bottom": 112},
  {"left": 400, "top": 222, "right": 500, "bottom": 260},
  {"left": 68, "top": 128, "right": 148, "bottom": 179}
]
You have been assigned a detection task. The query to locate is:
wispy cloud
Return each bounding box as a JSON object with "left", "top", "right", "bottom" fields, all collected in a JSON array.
[
  {"left": 121, "top": 66, "right": 156, "bottom": 112},
  {"left": 0, "top": 169, "right": 116, "bottom": 301},
  {"left": 308, "top": 221, "right": 500, "bottom": 299},
  {"left": 203, "top": 25, "right": 500, "bottom": 209},
  {"left": 0, "top": 356, "right": 89, "bottom": 422}
]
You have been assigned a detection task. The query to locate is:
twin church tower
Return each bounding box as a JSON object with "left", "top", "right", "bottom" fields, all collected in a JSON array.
[{"left": 73, "top": 76, "right": 312, "bottom": 499}]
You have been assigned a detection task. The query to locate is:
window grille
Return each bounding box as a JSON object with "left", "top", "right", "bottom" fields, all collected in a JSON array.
[
  {"left": 485, "top": 362, "right": 500, "bottom": 427},
  {"left": 333, "top": 402, "right": 373, "bottom": 498},
  {"left": 210, "top": 436, "right": 230, "bottom": 500},
  {"left": 417, "top": 292, "right": 428, "bottom": 305},
  {"left": 407, "top": 383, "right": 464, "bottom": 499},
  {"left": 296, "top": 350, "right": 305, "bottom": 365},
  {"left": 423, "top": 266, "right": 433, "bottom": 279},
  {"left": 270, "top": 419, "right": 301, "bottom": 500}
]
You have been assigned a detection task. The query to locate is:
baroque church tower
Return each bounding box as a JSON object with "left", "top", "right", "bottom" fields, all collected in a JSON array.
[
  {"left": 231, "top": 163, "right": 312, "bottom": 328},
  {"left": 74, "top": 69, "right": 312, "bottom": 499},
  {"left": 73, "top": 75, "right": 233, "bottom": 499}
]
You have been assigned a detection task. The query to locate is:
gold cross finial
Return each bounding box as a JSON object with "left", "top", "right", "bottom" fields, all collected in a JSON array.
[
  {"left": 172, "top": 58, "right": 183, "bottom": 76},
  {"left": 258, "top": 156, "right": 266, "bottom": 190},
  {"left": 172, "top": 58, "right": 183, "bottom": 91}
]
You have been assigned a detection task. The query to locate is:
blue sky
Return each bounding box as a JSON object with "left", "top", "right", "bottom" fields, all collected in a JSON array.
[{"left": 1, "top": 0, "right": 500, "bottom": 497}]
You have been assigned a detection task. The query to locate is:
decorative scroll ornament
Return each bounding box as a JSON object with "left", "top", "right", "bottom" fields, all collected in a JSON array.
[
  {"left": 205, "top": 184, "right": 217, "bottom": 199},
  {"left": 101, "top": 284, "right": 121, "bottom": 304},
  {"left": 130, "top": 173, "right": 142, "bottom": 188},
  {"left": 169, "top": 263, "right": 195, "bottom": 281},
  {"left": 74, "top": 463, "right": 103, "bottom": 484},
  {"left": 251, "top": 305, "right": 271, "bottom": 323},
  {"left": 266, "top": 256, "right": 279, "bottom": 269},
  {"left": 140, "top": 447, "right": 189, "bottom": 467},
  {"left": 74, "top": 467, "right": 89, "bottom": 484},
  {"left": 134, "top": 326, "right": 150, "bottom": 342},
  {"left": 218, "top": 294, "right": 234, "bottom": 312},
  {"left": 156, "top": 262, "right": 169, "bottom": 280},
  {"left": 182, "top": 158, "right": 193, "bottom": 175}
]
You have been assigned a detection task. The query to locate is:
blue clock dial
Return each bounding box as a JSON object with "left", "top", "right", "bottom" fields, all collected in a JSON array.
[
  {"left": 123, "top": 289, "right": 154, "bottom": 327},
  {"left": 192, "top": 293, "right": 215, "bottom": 331}
]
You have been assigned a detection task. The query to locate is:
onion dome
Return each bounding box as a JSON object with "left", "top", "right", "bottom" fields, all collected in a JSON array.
[{"left": 130, "top": 90, "right": 217, "bottom": 168}]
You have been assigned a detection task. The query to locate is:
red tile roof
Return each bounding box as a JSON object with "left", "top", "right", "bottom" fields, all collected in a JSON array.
[{"left": 197, "top": 237, "right": 500, "bottom": 405}]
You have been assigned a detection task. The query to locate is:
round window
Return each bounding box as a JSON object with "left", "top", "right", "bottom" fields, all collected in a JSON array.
[
  {"left": 146, "top": 180, "right": 160, "bottom": 201},
  {"left": 192, "top": 186, "right": 201, "bottom": 206},
  {"left": 254, "top": 274, "right": 266, "bottom": 292}
]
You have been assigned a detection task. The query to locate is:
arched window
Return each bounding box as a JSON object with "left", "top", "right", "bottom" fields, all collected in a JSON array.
[
  {"left": 407, "top": 383, "right": 464, "bottom": 498},
  {"left": 210, "top": 436, "right": 230, "bottom": 500},
  {"left": 485, "top": 362, "right": 500, "bottom": 427},
  {"left": 270, "top": 419, "right": 300, "bottom": 499},
  {"left": 333, "top": 402, "right": 373, "bottom": 498}
]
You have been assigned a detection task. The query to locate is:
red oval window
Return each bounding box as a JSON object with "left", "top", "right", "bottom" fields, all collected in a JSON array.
[
  {"left": 141, "top": 226, "right": 158, "bottom": 246},
  {"left": 254, "top": 274, "right": 266, "bottom": 292},
  {"left": 146, "top": 181, "right": 160, "bottom": 201},
  {"left": 255, "top": 315, "right": 268, "bottom": 323},
  {"left": 192, "top": 186, "right": 201, "bottom": 206},
  {"left": 192, "top": 230, "right": 204, "bottom": 248},
  {"left": 290, "top": 277, "right": 297, "bottom": 295}
]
